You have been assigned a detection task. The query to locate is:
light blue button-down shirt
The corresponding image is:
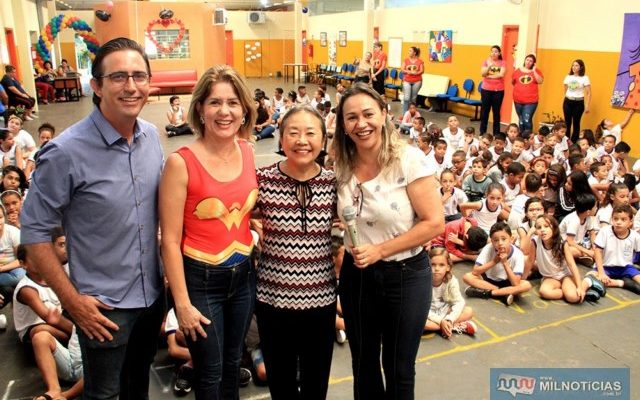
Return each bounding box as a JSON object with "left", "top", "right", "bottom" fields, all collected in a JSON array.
[{"left": 21, "top": 107, "right": 164, "bottom": 308}]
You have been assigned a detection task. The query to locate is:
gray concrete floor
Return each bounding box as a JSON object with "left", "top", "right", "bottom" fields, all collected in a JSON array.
[{"left": 1, "top": 78, "right": 639, "bottom": 399}]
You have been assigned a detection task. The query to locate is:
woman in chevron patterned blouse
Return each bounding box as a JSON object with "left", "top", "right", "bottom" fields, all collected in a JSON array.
[
  {"left": 333, "top": 83, "right": 444, "bottom": 400},
  {"left": 254, "top": 105, "right": 337, "bottom": 400}
]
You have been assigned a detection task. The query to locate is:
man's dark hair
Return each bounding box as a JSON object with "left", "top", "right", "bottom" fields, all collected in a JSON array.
[
  {"left": 465, "top": 226, "right": 488, "bottom": 252},
  {"left": 91, "top": 37, "right": 151, "bottom": 108},
  {"left": 50, "top": 226, "right": 65, "bottom": 243}
]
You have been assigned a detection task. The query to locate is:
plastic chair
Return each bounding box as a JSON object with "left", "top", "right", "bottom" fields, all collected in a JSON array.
[
  {"left": 463, "top": 81, "right": 483, "bottom": 121},
  {"left": 435, "top": 84, "right": 458, "bottom": 111},
  {"left": 342, "top": 64, "right": 356, "bottom": 84},
  {"left": 450, "top": 79, "right": 474, "bottom": 103},
  {"left": 385, "top": 69, "right": 402, "bottom": 101}
]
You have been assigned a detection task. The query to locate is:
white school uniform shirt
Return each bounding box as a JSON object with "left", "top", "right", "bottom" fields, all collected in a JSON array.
[
  {"left": 500, "top": 178, "right": 520, "bottom": 206},
  {"left": 464, "top": 138, "right": 480, "bottom": 159},
  {"left": 443, "top": 128, "right": 463, "bottom": 150},
  {"left": 594, "top": 226, "right": 640, "bottom": 267},
  {"left": 596, "top": 204, "right": 613, "bottom": 226},
  {"left": 15, "top": 129, "right": 36, "bottom": 154},
  {"left": 164, "top": 308, "right": 179, "bottom": 335},
  {"left": 409, "top": 127, "right": 423, "bottom": 147},
  {"left": 533, "top": 135, "right": 545, "bottom": 150},
  {"left": 441, "top": 187, "right": 468, "bottom": 217},
  {"left": 504, "top": 139, "right": 513, "bottom": 153},
  {"left": 489, "top": 147, "right": 503, "bottom": 163},
  {"left": 514, "top": 149, "right": 534, "bottom": 164},
  {"left": 476, "top": 243, "right": 525, "bottom": 281},
  {"left": 426, "top": 152, "right": 451, "bottom": 179},
  {"left": 13, "top": 276, "right": 62, "bottom": 342},
  {"left": 270, "top": 96, "right": 285, "bottom": 113},
  {"left": 531, "top": 235, "right": 571, "bottom": 280},
  {"left": 471, "top": 199, "right": 502, "bottom": 234},
  {"left": 337, "top": 145, "right": 435, "bottom": 261},
  {"left": 559, "top": 211, "right": 593, "bottom": 245}
]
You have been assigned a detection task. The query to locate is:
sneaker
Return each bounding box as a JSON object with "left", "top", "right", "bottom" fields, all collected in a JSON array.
[
  {"left": 173, "top": 365, "right": 193, "bottom": 395},
  {"left": 336, "top": 329, "right": 347, "bottom": 344},
  {"left": 622, "top": 277, "right": 640, "bottom": 295},
  {"left": 452, "top": 321, "right": 477, "bottom": 336},
  {"left": 584, "top": 288, "right": 601, "bottom": 302},
  {"left": 500, "top": 294, "right": 514, "bottom": 306},
  {"left": 576, "top": 256, "right": 594, "bottom": 268},
  {"left": 585, "top": 275, "right": 607, "bottom": 297},
  {"left": 464, "top": 286, "right": 491, "bottom": 299},
  {"left": 239, "top": 367, "right": 252, "bottom": 388}
]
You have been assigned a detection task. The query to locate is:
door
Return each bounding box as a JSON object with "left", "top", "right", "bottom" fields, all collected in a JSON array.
[
  {"left": 243, "top": 40, "right": 263, "bottom": 78},
  {"left": 5, "top": 29, "right": 20, "bottom": 80},
  {"left": 225, "top": 30, "right": 234, "bottom": 67},
  {"left": 501, "top": 25, "right": 519, "bottom": 125}
]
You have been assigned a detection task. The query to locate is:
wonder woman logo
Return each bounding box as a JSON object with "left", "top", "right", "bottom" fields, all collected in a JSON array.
[{"left": 193, "top": 189, "right": 258, "bottom": 230}]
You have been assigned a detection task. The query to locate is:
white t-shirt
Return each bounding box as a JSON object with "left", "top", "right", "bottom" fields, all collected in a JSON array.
[
  {"left": 531, "top": 235, "right": 571, "bottom": 280},
  {"left": 500, "top": 178, "right": 520, "bottom": 206},
  {"left": 164, "top": 308, "right": 179, "bottom": 335},
  {"left": 270, "top": 96, "right": 285, "bottom": 113},
  {"left": 476, "top": 244, "right": 525, "bottom": 281},
  {"left": 514, "top": 149, "right": 534, "bottom": 164},
  {"left": 426, "top": 152, "right": 451, "bottom": 180},
  {"left": 15, "top": 129, "right": 36, "bottom": 155},
  {"left": 441, "top": 187, "right": 467, "bottom": 217},
  {"left": 13, "top": 275, "right": 61, "bottom": 341},
  {"left": 337, "top": 145, "right": 434, "bottom": 261},
  {"left": 604, "top": 124, "right": 622, "bottom": 144},
  {"left": 409, "top": 128, "right": 423, "bottom": 147},
  {"left": 0, "top": 224, "right": 20, "bottom": 265},
  {"left": 594, "top": 226, "right": 640, "bottom": 267},
  {"left": 595, "top": 204, "right": 613, "bottom": 226},
  {"left": 564, "top": 75, "right": 591, "bottom": 98},
  {"left": 559, "top": 211, "right": 593, "bottom": 245},
  {"left": 471, "top": 199, "right": 502, "bottom": 234},
  {"left": 443, "top": 128, "right": 463, "bottom": 150},
  {"left": 464, "top": 138, "right": 480, "bottom": 159}
]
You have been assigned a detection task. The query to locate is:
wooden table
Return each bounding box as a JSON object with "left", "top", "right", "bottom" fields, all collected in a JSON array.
[
  {"left": 283, "top": 63, "right": 308, "bottom": 84},
  {"left": 53, "top": 77, "right": 82, "bottom": 101}
]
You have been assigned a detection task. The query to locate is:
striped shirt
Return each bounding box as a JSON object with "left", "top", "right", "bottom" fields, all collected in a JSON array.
[{"left": 256, "top": 163, "right": 337, "bottom": 310}]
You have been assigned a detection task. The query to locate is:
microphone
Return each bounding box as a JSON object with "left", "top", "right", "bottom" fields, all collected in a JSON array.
[{"left": 342, "top": 205, "right": 360, "bottom": 247}]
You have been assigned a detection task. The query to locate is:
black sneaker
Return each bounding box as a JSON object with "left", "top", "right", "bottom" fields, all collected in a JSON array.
[
  {"left": 584, "top": 288, "right": 601, "bottom": 302},
  {"left": 499, "top": 294, "right": 514, "bottom": 306},
  {"left": 239, "top": 367, "right": 252, "bottom": 388},
  {"left": 585, "top": 276, "right": 607, "bottom": 297},
  {"left": 464, "top": 286, "right": 491, "bottom": 299},
  {"left": 622, "top": 277, "right": 640, "bottom": 295},
  {"left": 174, "top": 366, "right": 193, "bottom": 395}
]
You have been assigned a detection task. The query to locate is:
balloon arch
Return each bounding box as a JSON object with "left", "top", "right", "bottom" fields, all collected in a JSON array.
[{"left": 34, "top": 14, "right": 99, "bottom": 73}]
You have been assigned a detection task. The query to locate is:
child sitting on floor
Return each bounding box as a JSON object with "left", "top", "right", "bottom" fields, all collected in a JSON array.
[
  {"left": 463, "top": 222, "right": 532, "bottom": 306},
  {"left": 429, "top": 216, "right": 488, "bottom": 263},
  {"left": 424, "top": 248, "right": 476, "bottom": 338},
  {"left": 440, "top": 169, "right": 467, "bottom": 222}
]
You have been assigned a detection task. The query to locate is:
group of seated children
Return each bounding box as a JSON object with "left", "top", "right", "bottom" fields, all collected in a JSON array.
[{"left": 419, "top": 115, "right": 640, "bottom": 340}]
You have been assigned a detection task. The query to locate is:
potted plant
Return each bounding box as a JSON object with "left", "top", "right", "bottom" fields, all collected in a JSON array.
[{"left": 540, "top": 111, "right": 562, "bottom": 130}]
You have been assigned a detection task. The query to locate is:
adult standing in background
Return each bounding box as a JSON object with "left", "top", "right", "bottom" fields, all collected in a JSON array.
[
  {"left": 372, "top": 42, "right": 388, "bottom": 96},
  {"left": 21, "top": 37, "right": 165, "bottom": 399},
  {"left": 563, "top": 59, "right": 591, "bottom": 143},
  {"left": 479, "top": 45, "right": 506, "bottom": 135},
  {"left": 401, "top": 46, "right": 424, "bottom": 114},
  {"left": 160, "top": 65, "right": 258, "bottom": 400},
  {"left": 354, "top": 51, "right": 374, "bottom": 84},
  {"left": 512, "top": 54, "right": 544, "bottom": 133},
  {"left": 333, "top": 83, "right": 444, "bottom": 399}
]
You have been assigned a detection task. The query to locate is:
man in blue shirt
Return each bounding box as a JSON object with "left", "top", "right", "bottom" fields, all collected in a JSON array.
[{"left": 21, "top": 38, "right": 165, "bottom": 399}]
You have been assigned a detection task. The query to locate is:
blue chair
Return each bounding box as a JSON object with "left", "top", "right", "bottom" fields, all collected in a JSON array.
[
  {"left": 325, "top": 65, "right": 338, "bottom": 86},
  {"left": 342, "top": 64, "right": 356, "bottom": 84},
  {"left": 435, "top": 84, "right": 458, "bottom": 111},
  {"left": 385, "top": 68, "right": 402, "bottom": 101},
  {"left": 450, "top": 79, "right": 474, "bottom": 103},
  {"left": 463, "top": 81, "right": 483, "bottom": 121}
]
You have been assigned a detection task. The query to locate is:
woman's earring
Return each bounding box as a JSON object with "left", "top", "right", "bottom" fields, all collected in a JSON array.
[
  {"left": 200, "top": 116, "right": 205, "bottom": 124},
  {"left": 242, "top": 116, "right": 246, "bottom": 124}
]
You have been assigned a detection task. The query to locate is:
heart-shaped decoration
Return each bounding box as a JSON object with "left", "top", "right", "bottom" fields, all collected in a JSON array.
[{"left": 146, "top": 18, "right": 186, "bottom": 54}]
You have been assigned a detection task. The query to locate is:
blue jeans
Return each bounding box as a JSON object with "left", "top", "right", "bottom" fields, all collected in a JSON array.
[
  {"left": 77, "top": 293, "right": 165, "bottom": 400},
  {"left": 339, "top": 251, "right": 431, "bottom": 400},
  {"left": 402, "top": 80, "right": 423, "bottom": 114},
  {"left": 184, "top": 256, "right": 255, "bottom": 400},
  {"left": 254, "top": 125, "right": 276, "bottom": 140},
  {"left": 0, "top": 267, "right": 26, "bottom": 288},
  {"left": 514, "top": 102, "right": 538, "bottom": 133}
]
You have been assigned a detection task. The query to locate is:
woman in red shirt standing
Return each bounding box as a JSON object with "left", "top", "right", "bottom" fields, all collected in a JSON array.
[
  {"left": 401, "top": 46, "right": 424, "bottom": 114},
  {"left": 512, "top": 54, "right": 544, "bottom": 133},
  {"left": 480, "top": 45, "right": 506, "bottom": 135}
]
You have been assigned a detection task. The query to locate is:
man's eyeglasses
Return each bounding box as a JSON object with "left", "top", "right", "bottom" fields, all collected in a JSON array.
[{"left": 99, "top": 71, "right": 150, "bottom": 85}]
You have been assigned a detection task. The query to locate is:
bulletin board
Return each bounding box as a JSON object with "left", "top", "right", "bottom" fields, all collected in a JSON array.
[{"left": 388, "top": 37, "right": 403, "bottom": 68}]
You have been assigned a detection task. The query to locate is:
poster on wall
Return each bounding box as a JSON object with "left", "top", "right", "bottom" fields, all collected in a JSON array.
[
  {"left": 339, "top": 31, "right": 347, "bottom": 47},
  {"left": 320, "top": 32, "right": 327, "bottom": 47},
  {"left": 611, "top": 13, "right": 640, "bottom": 110},
  {"left": 429, "top": 30, "right": 452, "bottom": 63}
]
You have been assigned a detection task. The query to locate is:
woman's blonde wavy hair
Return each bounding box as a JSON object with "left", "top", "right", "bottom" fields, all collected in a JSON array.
[
  {"left": 188, "top": 65, "right": 257, "bottom": 140},
  {"left": 333, "top": 83, "right": 403, "bottom": 187}
]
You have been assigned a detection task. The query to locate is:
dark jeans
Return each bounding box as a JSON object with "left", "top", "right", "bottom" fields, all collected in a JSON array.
[
  {"left": 480, "top": 89, "right": 504, "bottom": 134},
  {"left": 256, "top": 301, "right": 336, "bottom": 400},
  {"left": 355, "top": 75, "right": 371, "bottom": 84},
  {"left": 165, "top": 123, "right": 193, "bottom": 136},
  {"left": 373, "top": 74, "right": 385, "bottom": 96},
  {"left": 514, "top": 102, "right": 538, "bottom": 133},
  {"left": 77, "top": 293, "right": 165, "bottom": 400},
  {"left": 563, "top": 97, "right": 585, "bottom": 143},
  {"left": 339, "top": 251, "right": 431, "bottom": 400},
  {"left": 184, "top": 256, "right": 255, "bottom": 400},
  {"left": 254, "top": 125, "right": 276, "bottom": 140}
]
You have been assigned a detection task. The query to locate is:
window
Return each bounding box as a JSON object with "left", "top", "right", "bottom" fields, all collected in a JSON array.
[{"left": 144, "top": 29, "right": 190, "bottom": 60}]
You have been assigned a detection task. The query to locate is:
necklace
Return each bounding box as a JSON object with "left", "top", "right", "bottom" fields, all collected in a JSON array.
[{"left": 212, "top": 141, "right": 238, "bottom": 165}]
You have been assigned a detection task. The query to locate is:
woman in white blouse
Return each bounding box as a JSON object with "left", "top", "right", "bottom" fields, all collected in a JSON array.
[
  {"left": 563, "top": 59, "right": 591, "bottom": 143},
  {"left": 333, "top": 83, "right": 444, "bottom": 399}
]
